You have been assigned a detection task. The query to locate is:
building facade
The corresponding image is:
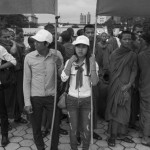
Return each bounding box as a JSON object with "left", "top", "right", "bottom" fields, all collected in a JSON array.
[
  {"left": 80, "top": 13, "right": 86, "bottom": 24},
  {"left": 87, "top": 12, "right": 91, "bottom": 24}
]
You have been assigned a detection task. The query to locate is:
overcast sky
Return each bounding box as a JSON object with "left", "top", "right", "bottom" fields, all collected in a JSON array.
[{"left": 36, "top": 0, "right": 97, "bottom": 24}]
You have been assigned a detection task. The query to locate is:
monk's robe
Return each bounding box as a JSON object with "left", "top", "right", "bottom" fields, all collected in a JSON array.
[
  {"left": 138, "top": 47, "right": 150, "bottom": 136},
  {"left": 105, "top": 46, "right": 137, "bottom": 134}
]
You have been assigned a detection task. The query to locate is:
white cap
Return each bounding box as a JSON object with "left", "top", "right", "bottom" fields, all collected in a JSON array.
[
  {"left": 73, "top": 35, "right": 89, "bottom": 46},
  {"left": 31, "top": 29, "right": 53, "bottom": 44}
]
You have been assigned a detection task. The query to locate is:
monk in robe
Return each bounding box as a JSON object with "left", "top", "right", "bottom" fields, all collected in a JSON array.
[
  {"left": 105, "top": 31, "right": 137, "bottom": 147},
  {"left": 138, "top": 32, "right": 150, "bottom": 147}
]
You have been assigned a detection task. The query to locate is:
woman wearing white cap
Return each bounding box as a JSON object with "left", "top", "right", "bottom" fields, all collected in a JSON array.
[{"left": 61, "top": 35, "right": 99, "bottom": 150}]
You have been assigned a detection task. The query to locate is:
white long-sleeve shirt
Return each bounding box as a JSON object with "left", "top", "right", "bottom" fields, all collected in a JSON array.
[
  {"left": 0, "top": 45, "right": 17, "bottom": 84},
  {"left": 61, "top": 60, "right": 99, "bottom": 98},
  {"left": 0, "top": 45, "right": 16, "bottom": 66}
]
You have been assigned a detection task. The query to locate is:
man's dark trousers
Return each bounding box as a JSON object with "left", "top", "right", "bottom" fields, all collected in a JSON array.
[
  {"left": 0, "top": 85, "right": 9, "bottom": 137},
  {"left": 30, "top": 96, "right": 61, "bottom": 150}
]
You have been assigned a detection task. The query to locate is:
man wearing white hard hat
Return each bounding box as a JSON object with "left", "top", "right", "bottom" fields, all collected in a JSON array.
[{"left": 23, "top": 29, "right": 64, "bottom": 150}]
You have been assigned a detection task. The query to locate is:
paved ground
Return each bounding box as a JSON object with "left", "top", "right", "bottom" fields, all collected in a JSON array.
[{"left": 0, "top": 119, "right": 150, "bottom": 150}]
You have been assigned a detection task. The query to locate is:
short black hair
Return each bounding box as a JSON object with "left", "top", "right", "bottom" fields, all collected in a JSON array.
[
  {"left": 28, "top": 36, "right": 35, "bottom": 44},
  {"left": 44, "top": 23, "right": 55, "bottom": 30},
  {"left": 119, "top": 30, "right": 132, "bottom": 40},
  {"left": 84, "top": 24, "right": 94, "bottom": 33},
  {"left": 142, "top": 31, "right": 150, "bottom": 45},
  {"left": 16, "top": 27, "right": 23, "bottom": 35},
  {"left": 67, "top": 27, "right": 74, "bottom": 36},
  {"left": 61, "top": 30, "right": 71, "bottom": 43},
  {"left": 132, "top": 24, "right": 143, "bottom": 32},
  {"left": 77, "top": 29, "right": 84, "bottom": 36}
]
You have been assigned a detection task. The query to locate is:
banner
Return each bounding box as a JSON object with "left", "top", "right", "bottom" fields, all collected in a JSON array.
[
  {"left": 96, "top": 0, "right": 150, "bottom": 16},
  {"left": 0, "top": 0, "right": 56, "bottom": 14}
]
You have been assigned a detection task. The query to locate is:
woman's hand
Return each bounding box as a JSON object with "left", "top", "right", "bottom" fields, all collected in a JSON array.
[{"left": 69, "top": 55, "right": 78, "bottom": 63}]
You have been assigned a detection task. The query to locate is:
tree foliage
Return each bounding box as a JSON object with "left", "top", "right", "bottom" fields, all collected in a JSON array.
[
  {"left": 0, "top": 14, "right": 29, "bottom": 28},
  {"left": 29, "top": 22, "right": 38, "bottom": 28}
]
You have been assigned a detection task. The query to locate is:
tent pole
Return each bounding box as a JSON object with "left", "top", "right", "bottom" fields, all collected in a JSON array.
[
  {"left": 93, "top": 15, "right": 98, "bottom": 55},
  {"left": 90, "top": 15, "right": 98, "bottom": 146},
  {"left": 48, "top": 0, "right": 59, "bottom": 149}
]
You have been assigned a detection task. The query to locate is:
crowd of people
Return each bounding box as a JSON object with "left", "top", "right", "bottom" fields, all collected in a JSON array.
[{"left": 0, "top": 23, "right": 150, "bottom": 150}]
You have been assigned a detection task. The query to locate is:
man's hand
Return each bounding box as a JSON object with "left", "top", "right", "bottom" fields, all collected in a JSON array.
[{"left": 24, "top": 105, "right": 33, "bottom": 114}]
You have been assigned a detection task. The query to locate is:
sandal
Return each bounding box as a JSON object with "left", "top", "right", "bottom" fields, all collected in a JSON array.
[
  {"left": 142, "top": 142, "right": 150, "bottom": 147},
  {"left": 59, "top": 128, "right": 68, "bottom": 135},
  {"left": 120, "top": 137, "right": 134, "bottom": 143},
  {"left": 42, "top": 130, "right": 50, "bottom": 138},
  {"left": 93, "top": 132, "right": 102, "bottom": 140},
  {"left": 8, "top": 124, "right": 12, "bottom": 131},
  {"left": 108, "top": 137, "right": 116, "bottom": 147},
  {"left": 14, "top": 118, "right": 28, "bottom": 124},
  {"left": 77, "top": 136, "right": 81, "bottom": 146}
]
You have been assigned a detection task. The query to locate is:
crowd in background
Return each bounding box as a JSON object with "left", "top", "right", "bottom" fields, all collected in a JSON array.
[{"left": 0, "top": 23, "right": 150, "bottom": 149}]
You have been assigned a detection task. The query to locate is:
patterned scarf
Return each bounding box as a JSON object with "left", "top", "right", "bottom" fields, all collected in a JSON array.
[{"left": 75, "top": 63, "right": 84, "bottom": 89}]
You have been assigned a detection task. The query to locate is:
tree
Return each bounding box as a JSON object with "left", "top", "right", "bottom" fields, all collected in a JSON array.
[
  {"left": 0, "top": 14, "right": 29, "bottom": 28},
  {"left": 29, "top": 22, "right": 38, "bottom": 28},
  {"left": 103, "top": 17, "right": 115, "bottom": 33}
]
